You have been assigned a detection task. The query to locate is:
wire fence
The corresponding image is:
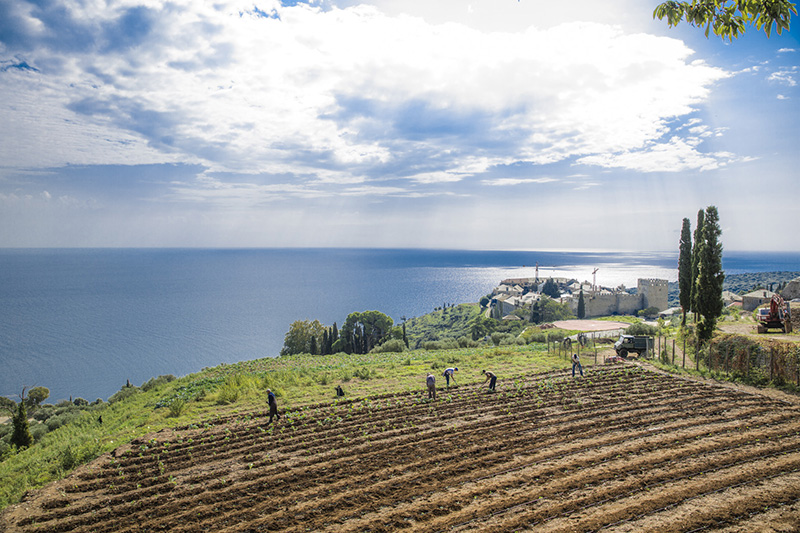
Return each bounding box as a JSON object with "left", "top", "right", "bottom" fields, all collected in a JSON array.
[{"left": 703, "top": 338, "right": 800, "bottom": 387}]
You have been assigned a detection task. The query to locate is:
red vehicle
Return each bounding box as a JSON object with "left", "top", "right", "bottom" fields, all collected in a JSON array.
[{"left": 757, "top": 294, "right": 792, "bottom": 333}]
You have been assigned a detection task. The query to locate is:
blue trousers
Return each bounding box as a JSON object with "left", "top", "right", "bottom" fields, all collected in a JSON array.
[{"left": 572, "top": 362, "right": 583, "bottom": 377}]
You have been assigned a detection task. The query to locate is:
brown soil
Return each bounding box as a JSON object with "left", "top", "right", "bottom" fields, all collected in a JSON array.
[{"left": 4, "top": 366, "right": 800, "bottom": 532}]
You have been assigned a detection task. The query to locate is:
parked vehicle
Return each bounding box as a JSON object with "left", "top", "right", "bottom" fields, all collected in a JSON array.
[
  {"left": 756, "top": 294, "right": 792, "bottom": 333},
  {"left": 614, "top": 335, "right": 654, "bottom": 358}
]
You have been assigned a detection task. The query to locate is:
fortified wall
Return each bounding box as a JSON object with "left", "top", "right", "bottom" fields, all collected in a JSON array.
[{"left": 572, "top": 278, "right": 668, "bottom": 318}]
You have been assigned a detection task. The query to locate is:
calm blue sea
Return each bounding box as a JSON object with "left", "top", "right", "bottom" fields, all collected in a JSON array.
[{"left": 0, "top": 248, "right": 797, "bottom": 402}]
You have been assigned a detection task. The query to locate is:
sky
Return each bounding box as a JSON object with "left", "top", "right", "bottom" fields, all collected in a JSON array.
[{"left": 0, "top": 0, "right": 798, "bottom": 251}]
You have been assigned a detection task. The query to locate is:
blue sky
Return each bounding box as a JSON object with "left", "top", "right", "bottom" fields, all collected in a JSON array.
[{"left": 0, "top": 0, "right": 797, "bottom": 251}]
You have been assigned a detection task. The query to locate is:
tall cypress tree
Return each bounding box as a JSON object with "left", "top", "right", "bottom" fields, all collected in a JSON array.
[
  {"left": 11, "top": 396, "right": 33, "bottom": 450},
  {"left": 695, "top": 206, "right": 725, "bottom": 343},
  {"left": 577, "top": 290, "right": 586, "bottom": 319},
  {"left": 690, "top": 209, "right": 705, "bottom": 319},
  {"left": 678, "top": 217, "right": 692, "bottom": 326}
]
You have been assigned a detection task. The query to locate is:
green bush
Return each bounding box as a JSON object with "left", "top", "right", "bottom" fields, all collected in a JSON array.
[
  {"left": 216, "top": 385, "right": 240, "bottom": 405},
  {"left": 457, "top": 336, "right": 479, "bottom": 348},
  {"left": 109, "top": 386, "right": 138, "bottom": 404},
  {"left": 142, "top": 375, "right": 177, "bottom": 392},
  {"left": 491, "top": 332, "right": 517, "bottom": 346},
  {"left": 627, "top": 322, "right": 658, "bottom": 336},
  {"left": 371, "top": 338, "right": 407, "bottom": 353},
  {"left": 72, "top": 398, "right": 89, "bottom": 407},
  {"left": 168, "top": 399, "right": 186, "bottom": 417},
  {"left": 422, "top": 339, "right": 459, "bottom": 351}
]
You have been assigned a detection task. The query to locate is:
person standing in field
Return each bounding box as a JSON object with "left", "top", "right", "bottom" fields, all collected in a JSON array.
[
  {"left": 443, "top": 367, "right": 458, "bottom": 387},
  {"left": 571, "top": 353, "right": 584, "bottom": 377},
  {"left": 426, "top": 373, "right": 436, "bottom": 400},
  {"left": 267, "top": 389, "right": 281, "bottom": 423},
  {"left": 482, "top": 370, "right": 497, "bottom": 392}
]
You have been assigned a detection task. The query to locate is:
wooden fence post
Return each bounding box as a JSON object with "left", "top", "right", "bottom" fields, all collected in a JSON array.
[
  {"left": 672, "top": 339, "right": 675, "bottom": 365},
  {"left": 683, "top": 337, "right": 686, "bottom": 368},
  {"left": 696, "top": 336, "right": 699, "bottom": 371}
]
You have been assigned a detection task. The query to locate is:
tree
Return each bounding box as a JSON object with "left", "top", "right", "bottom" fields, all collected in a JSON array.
[
  {"left": 10, "top": 388, "right": 33, "bottom": 450},
  {"left": 695, "top": 206, "right": 725, "bottom": 343},
  {"left": 542, "top": 278, "right": 560, "bottom": 298},
  {"left": 690, "top": 209, "right": 705, "bottom": 318},
  {"left": 654, "top": 0, "right": 796, "bottom": 40},
  {"left": 577, "top": 290, "right": 586, "bottom": 319},
  {"left": 280, "top": 319, "right": 325, "bottom": 356},
  {"left": 26, "top": 386, "right": 50, "bottom": 408},
  {"left": 340, "top": 311, "right": 394, "bottom": 354},
  {"left": 678, "top": 217, "right": 693, "bottom": 326}
]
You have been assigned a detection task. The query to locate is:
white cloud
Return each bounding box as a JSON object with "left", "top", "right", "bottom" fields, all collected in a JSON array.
[
  {"left": 768, "top": 69, "right": 798, "bottom": 86},
  {"left": 577, "top": 136, "right": 735, "bottom": 172},
  {"left": 481, "top": 177, "right": 558, "bottom": 186},
  {"left": 0, "top": 0, "right": 730, "bottom": 183},
  {"left": 778, "top": 48, "right": 797, "bottom": 53}
]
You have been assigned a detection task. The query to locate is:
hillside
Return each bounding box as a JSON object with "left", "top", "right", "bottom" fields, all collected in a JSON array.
[
  {"left": 0, "top": 343, "right": 567, "bottom": 512},
  {"left": 4, "top": 365, "right": 800, "bottom": 532}
]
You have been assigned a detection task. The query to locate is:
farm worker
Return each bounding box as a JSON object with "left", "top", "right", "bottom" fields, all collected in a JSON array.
[
  {"left": 571, "top": 353, "right": 584, "bottom": 378},
  {"left": 443, "top": 367, "right": 458, "bottom": 387},
  {"left": 267, "top": 389, "right": 281, "bottom": 423},
  {"left": 482, "top": 370, "right": 497, "bottom": 392},
  {"left": 335, "top": 385, "right": 345, "bottom": 397},
  {"left": 426, "top": 373, "right": 436, "bottom": 400}
]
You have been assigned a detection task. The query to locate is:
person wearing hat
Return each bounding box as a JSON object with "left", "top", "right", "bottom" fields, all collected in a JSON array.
[{"left": 443, "top": 367, "right": 458, "bottom": 387}]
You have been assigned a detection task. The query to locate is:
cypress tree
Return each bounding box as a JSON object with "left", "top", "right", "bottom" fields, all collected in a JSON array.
[
  {"left": 690, "top": 209, "right": 705, "bottom": 319},
  {"left": 11, "top": 399, "right": 33, "bottom": 450},
  {"left": 577, "top": 290, "right": 586, "bottom": 319},
  {"left": 402, "top": 323, "right": 409, "bottom": 348},
  {"left": 678, "top": 217, "right": 692, "bottom": 326},
  {"left": 695, "top": 206, "right": 725, "bottom": 344}
]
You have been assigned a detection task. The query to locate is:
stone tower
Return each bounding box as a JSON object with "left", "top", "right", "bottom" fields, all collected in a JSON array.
[{"left": 638, "top": 278, "right": 669, "bottom": 312}]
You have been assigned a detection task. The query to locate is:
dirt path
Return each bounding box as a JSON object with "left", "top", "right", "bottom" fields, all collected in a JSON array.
[{"left": 551, "top": 319, "right": 630, "bottom": 331}]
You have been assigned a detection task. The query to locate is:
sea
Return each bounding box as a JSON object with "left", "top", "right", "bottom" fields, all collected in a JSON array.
[{"left": 1, "top": 248, "right": 798, "bottom": 403}]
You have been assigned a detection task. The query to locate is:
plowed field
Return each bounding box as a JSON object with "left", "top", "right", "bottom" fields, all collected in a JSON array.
[{"left": 4, "top": 366, "right": 800, "bottom": 532}]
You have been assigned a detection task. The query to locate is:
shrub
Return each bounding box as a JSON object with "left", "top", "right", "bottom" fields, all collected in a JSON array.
[
  {"left": 353, "top": 367, "right": 375, "bottom": 380},
  {"left": 457, "top": 336, "right": 478, "bottom": 348},
  {"left": 491, "top": 332, "right": 516, "bottom": 346},
  {"left": 216, "top": 385, "right": 240, "bottom": 405},
  {"left": 371, "top": 339, "right": 407, "bottom": 353},
  {"left": 168, "top": 399, "right": 187, "bottom": 417},
  {"left": 30, "top": 423, "right": 47, "bottom": 442},
  {"left": 627, "top": 322, "right": 658, "bottom": 336},
  {"left": 142, "top": 375, "right": 177, "bottom": 392},
  {"left": 73, "top": 398, "right": 89, "bottom": 407},
  {"left": 109, "top": 386, "right": 139, "bottom": 404},
  {"left": 422, "top": 339, "right": 459, "bottom": 351}
]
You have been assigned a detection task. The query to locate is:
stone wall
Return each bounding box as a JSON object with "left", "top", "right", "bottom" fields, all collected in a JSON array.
[{"left": 639, "top": 278, "right": 669, "bottom": 312}]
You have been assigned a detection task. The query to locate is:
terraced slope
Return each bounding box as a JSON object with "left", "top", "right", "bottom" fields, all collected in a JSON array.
[{"left": 4, "top": 366, "right": 800, "bottom": 532}]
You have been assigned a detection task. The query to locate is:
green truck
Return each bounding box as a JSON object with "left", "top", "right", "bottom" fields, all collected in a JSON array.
[{"left": 614, "top": 335, "right": 654, "bottom": 358}]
